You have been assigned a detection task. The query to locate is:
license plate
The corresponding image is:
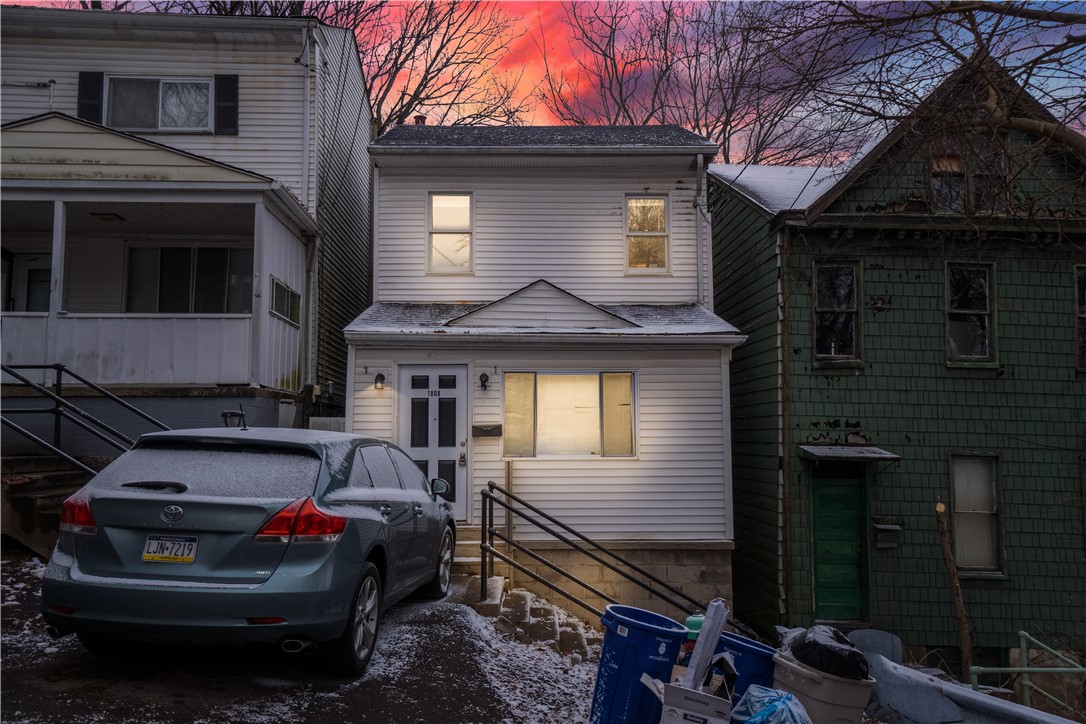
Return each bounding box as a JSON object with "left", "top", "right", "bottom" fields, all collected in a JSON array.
[{"left": 142, "top": 534, "right": 198, "bottom": 564}]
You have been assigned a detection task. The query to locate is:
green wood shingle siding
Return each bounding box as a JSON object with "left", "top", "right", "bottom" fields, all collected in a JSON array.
[
  {"left": 710, "top": 184, "right": 784, "bottom": 633},
  {"left": 785, "top": 231, "right": 1085, "bottom": 647}
]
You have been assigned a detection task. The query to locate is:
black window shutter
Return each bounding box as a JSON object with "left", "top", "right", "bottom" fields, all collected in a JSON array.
[
  {"left": 77, "top": 72, "right": 104, "bottom": 123},
  {"left": 214, "top": 75, "right": 239, "bottom": 136}
]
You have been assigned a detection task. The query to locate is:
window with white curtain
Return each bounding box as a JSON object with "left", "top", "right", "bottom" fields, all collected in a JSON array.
[
  {"left": 503, "top": 372, "right": 634, "bottom": 457},
  {"left": 108, "top": 77, "right": 211, "bottom": 131},
  {"left": 429, "top": 193, "right": 472, "bottom": 273},
  {"left": 952, "top": 455, "right": 1000, "bottom": 571},
  {"left": 626, "top": 196, "right": 668, "bottom": 271}
]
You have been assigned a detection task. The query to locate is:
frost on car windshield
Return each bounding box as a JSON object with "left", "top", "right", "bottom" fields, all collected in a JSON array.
[{"left": 91, "top": 444, "right": 322, "bottom": 498}]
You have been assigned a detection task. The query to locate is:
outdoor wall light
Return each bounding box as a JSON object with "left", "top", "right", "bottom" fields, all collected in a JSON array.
[
  {"left": 374, "top": 373, "right": 386, "bottom": 390},
  {"left": 479, "top": 373, "right": 489, "bottom": 391}
]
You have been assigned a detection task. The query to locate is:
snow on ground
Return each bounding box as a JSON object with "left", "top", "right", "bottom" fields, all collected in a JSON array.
[{"left": 1, "top": 549, "right": 597, "bottom": 724}]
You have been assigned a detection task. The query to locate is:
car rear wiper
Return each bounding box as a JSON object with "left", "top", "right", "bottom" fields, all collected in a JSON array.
[{"left": 121, "top": 481, "right": 189, "bottom": 494}]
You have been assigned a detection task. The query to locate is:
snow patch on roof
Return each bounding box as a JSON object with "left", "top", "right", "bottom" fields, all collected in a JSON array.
[
  {"left": 708, "top": 163, "right": 842, "bottom": 213},
  {"left": 374, "top": 124, "right": 717, "bottom": 150},
  {"left": 345, "top": 302, "right": 740, "bottom": 336}
]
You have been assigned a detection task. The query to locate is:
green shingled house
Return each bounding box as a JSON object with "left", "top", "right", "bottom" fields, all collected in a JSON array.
[{"left": 709, "top": 58, "right": 1085, "bottom": 667}]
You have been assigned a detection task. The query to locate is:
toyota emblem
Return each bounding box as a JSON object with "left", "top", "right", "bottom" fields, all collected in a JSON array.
[{"left": 161, "top": 504, "right": 184, "bottom": 523}]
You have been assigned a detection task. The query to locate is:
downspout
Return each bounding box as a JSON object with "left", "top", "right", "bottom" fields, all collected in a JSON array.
[
  {"left": 695, "top": 153, "right": 707, "bottom": 305},
  {"left": 778, "top": 224, "right": 792, "bottom": 624},
  {"left": 300, "top": 24, "right": 312, "bottom": 209}
]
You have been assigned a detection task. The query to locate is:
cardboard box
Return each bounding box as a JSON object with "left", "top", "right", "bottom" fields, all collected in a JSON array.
[{"left": 641, "top": 672, "right": 732, "bottom": 724}]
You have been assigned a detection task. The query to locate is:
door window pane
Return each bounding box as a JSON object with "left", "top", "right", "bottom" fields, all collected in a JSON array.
[
  {"left": 410, "top": 398, "right": 429, "bottom": 448},
  {"left": 438, "top": 398, "right": 457, "bottom": 447},
  {"left": 411, "top": 375, "right": 429, "bottom": 389},
  {"left": 437, "top": 460, "right": 457, "bottom": 500}
]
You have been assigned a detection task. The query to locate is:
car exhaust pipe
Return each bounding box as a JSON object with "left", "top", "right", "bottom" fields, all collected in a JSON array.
[
  {"left": 280, "top": 638, "right": 311, "bottom": 653},
  {"left": 45, "top": 625, "right": 64, "bottom": 639}
]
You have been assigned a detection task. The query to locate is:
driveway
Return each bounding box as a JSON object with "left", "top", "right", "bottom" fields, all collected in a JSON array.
[{"left": 1, "top": 540, "right": 596, "bottom": 724}]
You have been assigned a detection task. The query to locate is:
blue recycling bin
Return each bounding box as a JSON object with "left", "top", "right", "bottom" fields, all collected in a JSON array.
[
  {"left": 590, "top": 605, "right": 687, "bottom": 724},
  {"left": 715, "top": 631, "right": 778, "bottom": 702}
]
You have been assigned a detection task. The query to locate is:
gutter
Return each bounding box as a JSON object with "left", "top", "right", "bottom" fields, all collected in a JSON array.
[
  {"left": 370, "top": 146, "right": 718, "bottom": 157},
  {"left": 344, "top": 331, "right": 747, "bottom": 349}
]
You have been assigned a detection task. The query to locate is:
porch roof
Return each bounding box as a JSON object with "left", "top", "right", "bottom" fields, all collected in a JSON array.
[
  {"left": 345, "top": 301, "right": 742, "bottom": 343},
  {"left": 799, "top": 445, "right": 901, "bottom": 462}
]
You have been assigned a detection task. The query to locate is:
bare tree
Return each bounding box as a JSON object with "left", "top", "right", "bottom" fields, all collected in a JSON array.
[
  {"left": 110, "top": 0, "right": 531, "bottom": 134},
  {"left": 537, "top": 1, "right": 873, "bottom": 164}
]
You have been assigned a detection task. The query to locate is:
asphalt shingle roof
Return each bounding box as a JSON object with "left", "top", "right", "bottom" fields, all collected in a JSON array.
[
  {"left": 345, "top": 302, "right": 740, "bottom": 336},
  {"left": 372, "top": 124, "right": 717, "bottom": 150}
]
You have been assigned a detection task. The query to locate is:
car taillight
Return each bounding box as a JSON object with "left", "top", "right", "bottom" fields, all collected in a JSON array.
[
  {"left": 59, "top": 489, "right": 97, "bottom": 535},
  {"left": 254, "top": 498, "right": 346, "bottom": 543}
]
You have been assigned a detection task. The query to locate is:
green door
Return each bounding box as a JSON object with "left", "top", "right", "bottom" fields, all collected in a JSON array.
[{"left": 812, "top": 478, "right": 865, "bottom": 620}]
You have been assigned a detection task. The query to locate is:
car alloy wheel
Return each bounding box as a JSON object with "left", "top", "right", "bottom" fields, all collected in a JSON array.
[
  {"left": 322, "top": 562, "right": 381, "bottom": 675},
  {"left": 352, "top": 572, "right": 380, "bottom": 661},
  {"left": 423, "top": 527, "right": 454, "bottom": 599}
]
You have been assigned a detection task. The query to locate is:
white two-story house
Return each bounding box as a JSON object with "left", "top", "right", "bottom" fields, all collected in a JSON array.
[
  {"left": 346, "top": 125, "right": 744, "bottom": 614},
  {"left": 1, "top": 7, "right": 371, "bottom": 453}
]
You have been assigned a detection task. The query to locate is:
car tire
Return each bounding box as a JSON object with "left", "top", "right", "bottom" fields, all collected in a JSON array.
[
  {"left": 321, "top": 562, "right": 382, "bottom": 676},
  {"left": 421, "top": 526, "right": 454, "bottom": 600}
]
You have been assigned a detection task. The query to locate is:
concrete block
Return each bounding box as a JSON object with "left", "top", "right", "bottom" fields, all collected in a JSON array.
[
  {"left": 558, "top": 626, "right": 589, "bottom": 659},
  {"left": 502, "top": 589, "right": 531, "bottom": 625}
]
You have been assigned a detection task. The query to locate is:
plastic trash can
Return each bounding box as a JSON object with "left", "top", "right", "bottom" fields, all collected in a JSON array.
[
  {"left": 714, "top": 631, "right": 778, "bottom": 702},
  {"left": 772, "top": 652, "right": 875, "bottom": 724},
  {"left": 589, "top": 605, "right": 688, "bottom": 724}
]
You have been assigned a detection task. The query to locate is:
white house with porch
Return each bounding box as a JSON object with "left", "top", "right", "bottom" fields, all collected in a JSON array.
[
  {"left": 345, "top": 125, "right": 744, "bottom": 614},
  {"left": 1, "top": 8, "right": 371, "bottom": 453}
]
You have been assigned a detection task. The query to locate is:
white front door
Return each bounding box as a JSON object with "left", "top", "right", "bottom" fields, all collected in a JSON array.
[{"left": 397, "top": 365, "right": 469, "bottom": 520}]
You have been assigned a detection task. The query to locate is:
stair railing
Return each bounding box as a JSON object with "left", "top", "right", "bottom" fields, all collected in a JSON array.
[
  {"left": 1, "top": 363, "right": 169, "bottom": 470},
  {"left": 969, "top": 630, "right": 1085, "bottom": 714},
  {"left": 481, "top": 480, "right": 709, "bottom": 620}
]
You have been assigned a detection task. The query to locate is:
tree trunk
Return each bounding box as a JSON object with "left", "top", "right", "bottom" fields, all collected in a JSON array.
[{"left": 935, "top": 502, "right": 973, "bottom": 681}]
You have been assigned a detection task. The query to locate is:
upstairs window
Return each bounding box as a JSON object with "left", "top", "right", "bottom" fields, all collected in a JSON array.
[
  {"left": 429, "top": 194, "right": 472, "bottom": 273},
  {"left": 814, "top": 262, "right": 859, "bottom": 360},
  {"left": 108, "top": 77, "right": 212, "bottom": 131},
  {"left": 947, "top": 263, "right": 993, "bottom": 362},
  {"left": 126, "top": 246, "right": 252, "bottom": 314},
  {"left": 626, "top": 196, "right": 668, "bottom": 271},
  {"left": 931, "top": 135, "right": 1007, "bottom": 214},
  {"left": 951, "top": 455, "right": 1000, "bottom": 571},
  {"left": 504, "top": 372, "right": 634, "bottom": 458},
  {"left": 1077, "top": 266, "right": 1086, "bottom": 370}
]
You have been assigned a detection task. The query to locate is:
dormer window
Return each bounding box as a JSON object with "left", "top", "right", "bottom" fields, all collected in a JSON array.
[
  {"left": 108, "top": 77, "right": 212, "bottom": 131},
  {"left": 931, "top": 135, "right": 1007, "bottom": 214}
]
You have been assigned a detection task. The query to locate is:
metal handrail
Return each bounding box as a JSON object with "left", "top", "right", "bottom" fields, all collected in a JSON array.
[
  {"left": 1, "top": 362, "right": 169, "bottom": 461},
  {"left": 481, "top": 480, "right": 706, "bottom": 620},
  {"left": 969, "top": 630, "right": 1085, "bottom": 713}
]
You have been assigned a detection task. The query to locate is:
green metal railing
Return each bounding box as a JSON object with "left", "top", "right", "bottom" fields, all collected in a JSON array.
[{"left": 969, "top": 630, "right": 1085, "bottom": 714}]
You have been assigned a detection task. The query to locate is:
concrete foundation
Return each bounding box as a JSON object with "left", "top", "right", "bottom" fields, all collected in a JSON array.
[{"left": 509, "top": 539, "right": 734, "bottom": 624}]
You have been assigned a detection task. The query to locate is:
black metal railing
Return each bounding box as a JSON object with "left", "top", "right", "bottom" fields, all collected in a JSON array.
[
  {"left": 481, "top": 480, "right": 708, "bottom": 620},
  {"left": 1, "top": 363, "right": 170, "bottom": 472}
]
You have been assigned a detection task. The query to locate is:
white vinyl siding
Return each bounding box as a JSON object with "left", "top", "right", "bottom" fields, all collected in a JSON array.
[
  {"left": 350, "top": 346, "right": 730, "bottom": 539},
  {"left": 259, "top": 206, "right": 305, "bottom": 392},
  {"left": 0, "top": 32, "right": 310, "bottom": 207},
  {"left": 374, "top": 168, "right": 702, "bottom": 304}
]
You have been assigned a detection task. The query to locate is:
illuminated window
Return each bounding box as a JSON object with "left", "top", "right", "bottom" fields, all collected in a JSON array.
[
  {"left": 503, "top": 372, "right": 633, "bottom": 457},
  {"left": 429, "top": 194, "right": 472, "bottom": 273},
  {"left": 626, "top": 196, "right": 668, "bottom": 271}
]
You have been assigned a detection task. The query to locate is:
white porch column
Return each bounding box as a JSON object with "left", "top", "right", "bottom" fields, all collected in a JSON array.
[
  {"left": 251, "top": 202, "right": 265, "bottom": 387},
  {"left": 44, "top": 199, "right": 66, "bottom": 384}
]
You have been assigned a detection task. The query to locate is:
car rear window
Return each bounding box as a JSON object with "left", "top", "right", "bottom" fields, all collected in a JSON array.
[{"left": 91, "top": 443, "right": 322, "bottom": 499}]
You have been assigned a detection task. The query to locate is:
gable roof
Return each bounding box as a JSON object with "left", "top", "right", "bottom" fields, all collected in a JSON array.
[
  {"left": 708, "top": 55, "right": 1085, "bottom": 221},
  {"left": 372, "top": 124, "right": 717, "bottom": 153},
  {"left": 2, "top": 112, "right": 271, "bottom": 184},
  {"left": 447, "top": 280, "right": 636, "bottom": 329}
]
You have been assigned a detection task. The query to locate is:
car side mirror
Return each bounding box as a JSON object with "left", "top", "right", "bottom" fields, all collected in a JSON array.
[{"left": 430, "top": 478, "right": 452, "bottom": 500}]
